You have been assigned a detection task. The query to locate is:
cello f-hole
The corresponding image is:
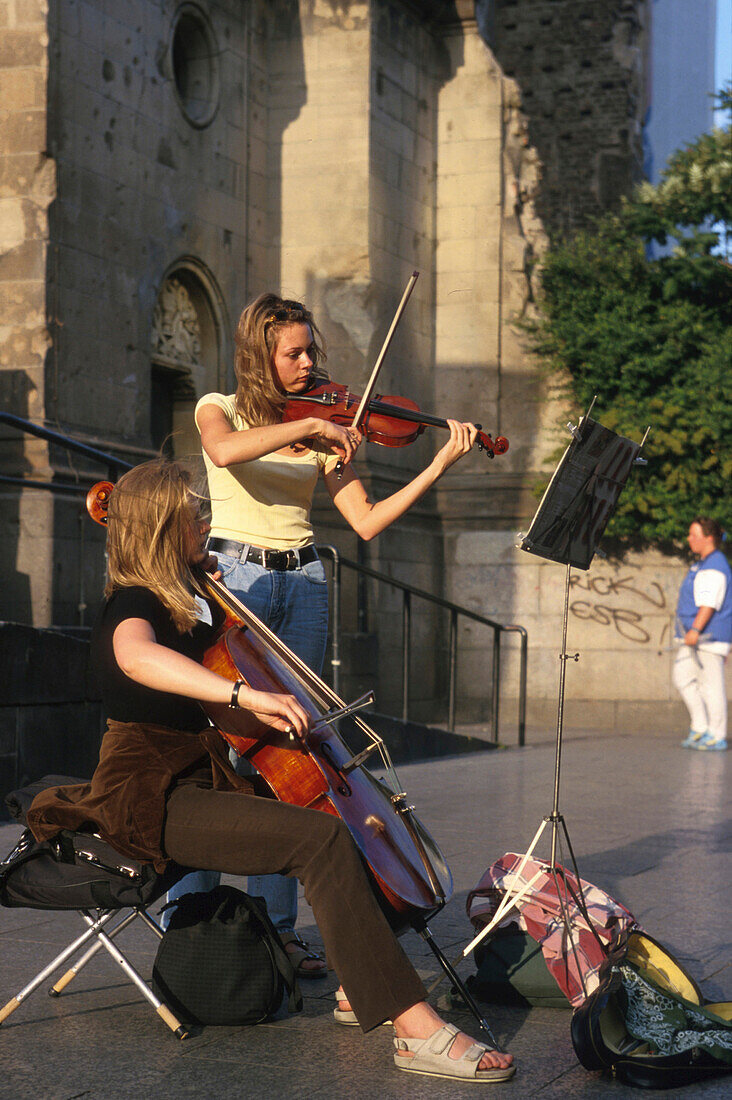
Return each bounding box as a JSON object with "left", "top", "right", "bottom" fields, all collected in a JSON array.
[{"left": 319, "top": 741, "right": 352, "bottom": 796}]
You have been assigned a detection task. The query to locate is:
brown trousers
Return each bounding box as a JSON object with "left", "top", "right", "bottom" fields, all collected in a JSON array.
[{"left": 162, "top": 784, "right": 426, "bottom": 1031}]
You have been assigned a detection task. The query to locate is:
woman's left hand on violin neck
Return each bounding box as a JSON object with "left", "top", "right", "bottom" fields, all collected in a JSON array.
[{"left": 431, "top": 419, "right": 479, "bottom": 474}]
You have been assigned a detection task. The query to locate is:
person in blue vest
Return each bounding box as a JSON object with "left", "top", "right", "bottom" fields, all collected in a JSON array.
[{"left": 673, "top": 518, "right": 731, "bottom": 751}]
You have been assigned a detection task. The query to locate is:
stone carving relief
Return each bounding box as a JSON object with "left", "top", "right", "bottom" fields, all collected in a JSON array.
[{"left": 151, "top": 278, "right": 202, "bottom": 367}]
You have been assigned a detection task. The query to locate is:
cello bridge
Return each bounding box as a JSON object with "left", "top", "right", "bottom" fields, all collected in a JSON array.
[{"left": 390, "top": 792, "right": 415, "bottom": 815}]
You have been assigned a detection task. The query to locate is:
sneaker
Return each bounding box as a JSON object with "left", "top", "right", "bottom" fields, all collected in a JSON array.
[
  {"left": 681, "top": 730, "right": 705, "bottom": 748},
  {"left": 692, "top": 732, "right": 728, "bottom": 751}
]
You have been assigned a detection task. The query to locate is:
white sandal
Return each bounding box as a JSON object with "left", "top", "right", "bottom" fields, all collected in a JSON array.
[
  {"left": 333, "top": 990, "right": 391, "bottom": 1027},
  {"left": 393, "top": 1023, "right": 516, "bottom": 1083}
]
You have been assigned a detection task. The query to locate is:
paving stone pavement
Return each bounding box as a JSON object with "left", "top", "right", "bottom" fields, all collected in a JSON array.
[{"left": 0, "top": 730, "right": 729, "bottom": 1099}]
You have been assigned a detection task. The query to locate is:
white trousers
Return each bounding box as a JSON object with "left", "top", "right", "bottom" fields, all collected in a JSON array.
[{"left": 672, "top": 646, "right": 728, "bottom": 742}]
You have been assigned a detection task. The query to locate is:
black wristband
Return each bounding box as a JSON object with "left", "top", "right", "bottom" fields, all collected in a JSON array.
[{"left": 228, "top": 679, "right": 245, "bottom": 709}]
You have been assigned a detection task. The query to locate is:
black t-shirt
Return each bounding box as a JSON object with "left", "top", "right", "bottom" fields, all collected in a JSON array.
[{"left": 91, "top": 586, "right": 224, "bottom": 731}]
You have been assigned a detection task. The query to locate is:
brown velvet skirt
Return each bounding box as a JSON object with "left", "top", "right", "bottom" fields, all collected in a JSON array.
[{"left": 27, "top": 720, "right": 254, "bottom": 872}]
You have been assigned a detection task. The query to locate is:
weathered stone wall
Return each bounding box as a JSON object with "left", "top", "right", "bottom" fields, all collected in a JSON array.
[
  {"left": 0, "top": 622, "right": 102, "bottom": 814},
  {"left": 477, "top": 0, "right": 648, "bottom": 238},
  {"left": 1, "top": 0, "right": 258, "bottom": 625},
  {"left": 448, "top": 531, "right": 707, "bottom": 733},
  {"left": 0, "top": 0, "right": 55, "bottom": 624},
  {"left": 427, "top": 6, "right": 550, "bottom": 725},
  {"left": 433, "top": 0, "right": 712, "bottom": 731},
  {"left": 46, "top": 0, "right": 247, "bottom": 437}
]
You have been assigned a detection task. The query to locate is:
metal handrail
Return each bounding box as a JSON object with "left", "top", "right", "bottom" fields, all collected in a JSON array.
[
  {"left": 0, "top": 411, "right": 133, "bottom": 480},
  {"left": 316, "top": 545, "right": 527, "bottom": 745},
  {"left": 1, "top": 413, "right": 527, "bottom": 745}
]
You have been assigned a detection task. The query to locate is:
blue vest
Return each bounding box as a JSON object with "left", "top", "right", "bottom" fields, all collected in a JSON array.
[{"left": 676, "top": 549, "right": 732, "bottom": 643}]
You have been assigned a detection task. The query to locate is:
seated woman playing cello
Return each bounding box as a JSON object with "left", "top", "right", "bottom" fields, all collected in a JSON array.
[{"left": 26, "top": 459, "right": 514, "bottom": 1084}]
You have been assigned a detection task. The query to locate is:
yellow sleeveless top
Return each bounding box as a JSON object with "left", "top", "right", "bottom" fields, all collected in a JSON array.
[{"left": 195, "top": 393, "right": 339, "bottom": 550}]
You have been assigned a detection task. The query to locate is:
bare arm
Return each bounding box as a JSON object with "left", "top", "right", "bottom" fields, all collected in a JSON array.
[
  {"left": 684, "top": 606, "right": 715, "bottom": 646},
  {"left": 324, "top": 420, "right": 477, "bottom": 541},
  {"left": 197, "top": 402, "right": 360, "bottom": 469},
  {"left": 112, "top": 618, "right": 309, "bottom": 737}
]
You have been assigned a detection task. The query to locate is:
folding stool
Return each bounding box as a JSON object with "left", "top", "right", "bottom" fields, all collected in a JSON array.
[{"left": 0, "top": 780, "right": 190, "bottom": 1040}]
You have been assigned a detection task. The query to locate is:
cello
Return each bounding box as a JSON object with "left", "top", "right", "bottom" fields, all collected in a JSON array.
[{"left": 86, "top": 481, "right": 452, "bottom": 930}]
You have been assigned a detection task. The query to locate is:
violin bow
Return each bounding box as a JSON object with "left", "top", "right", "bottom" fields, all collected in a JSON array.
[
  {"left": 335, "top": 270, "right": 419, "bottom": 478},
  {"left": 350, "top": 270, "right": 419, "bottom": 431}
]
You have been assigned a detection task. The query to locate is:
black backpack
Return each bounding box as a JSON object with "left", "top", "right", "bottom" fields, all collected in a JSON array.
[
  {"left": 0, "top": 827, "right": 181, "bottom": 910},
  {"left": 571, "top": 930, "right": 732, "bottom": 1089},
  {"left": 1, "top": 776, "right": 181, "bottom": 910},
  {"left": 151, "top": 885, "right": 302, "bottom": 1026}
]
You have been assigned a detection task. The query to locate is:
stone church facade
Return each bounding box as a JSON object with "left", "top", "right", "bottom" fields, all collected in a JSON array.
[{"left": 1, "top": 0, "right": 699, "bottom": 731}]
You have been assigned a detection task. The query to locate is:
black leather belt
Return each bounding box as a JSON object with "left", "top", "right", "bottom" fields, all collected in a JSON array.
[{"left": 207, "top": 537, "right": 318, "bottom": 572}]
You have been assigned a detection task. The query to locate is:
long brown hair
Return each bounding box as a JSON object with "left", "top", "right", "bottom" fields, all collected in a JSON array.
[
  {"left": 233, "top": 293, "right": 326, "bottom": 425},
  {"left": 105, "top": 459, "right": 204, "bottom": 632}
]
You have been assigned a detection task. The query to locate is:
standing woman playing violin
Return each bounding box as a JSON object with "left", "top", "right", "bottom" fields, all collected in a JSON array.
[
  {"left": 167, "top": 293, "right": 479, "bottom": 974},
  {"left": 26, "top": 460, "right": 515, "bottom": 1084}
]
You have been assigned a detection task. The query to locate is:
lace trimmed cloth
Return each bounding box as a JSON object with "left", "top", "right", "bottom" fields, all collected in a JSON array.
[{"left": 620, "top": 964, "right": 732, "bottom": 1063}]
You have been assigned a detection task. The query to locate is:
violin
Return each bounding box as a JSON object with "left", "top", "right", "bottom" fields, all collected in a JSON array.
[
  {"left": 86, "top": 481, "right": 452, "bottom": 929},
  {"left": 283, "top": 381, "right": 509, "bottom": 459},
  {"left": 282, "top": 272, "right": 507, "bottom": 464}
]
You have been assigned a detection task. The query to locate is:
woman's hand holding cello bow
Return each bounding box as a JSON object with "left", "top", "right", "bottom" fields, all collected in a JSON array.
[{"left": 111, "top": 615, "right": 311, "bottom": 742}]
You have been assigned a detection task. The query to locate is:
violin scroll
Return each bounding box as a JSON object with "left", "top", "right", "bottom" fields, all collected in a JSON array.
[
  {"left": 86, "top": 481, "right": 114, "bottom": 526},
  {"left": 475, "top": 430, "right": 509, "bottom": 459}
]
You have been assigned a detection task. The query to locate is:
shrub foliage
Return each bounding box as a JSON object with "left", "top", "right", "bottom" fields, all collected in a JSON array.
[{"left": 529, "top": 88, "right": 731, "bottom": 549}]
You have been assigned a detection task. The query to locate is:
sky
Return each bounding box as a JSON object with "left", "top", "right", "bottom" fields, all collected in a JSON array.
[{"left": 716, "top": 0, "right": 731, "bottom": 125}]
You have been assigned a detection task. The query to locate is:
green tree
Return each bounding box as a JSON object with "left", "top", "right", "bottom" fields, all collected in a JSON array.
[{"left": 530, "top": 87, "right": 732, "bottom": 550}]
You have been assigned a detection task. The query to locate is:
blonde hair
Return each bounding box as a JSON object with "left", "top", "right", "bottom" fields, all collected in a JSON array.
[
  {"left": 104, "top": 459, "right": 204, "bottom": 632},
  {"left": 233, "top": 293, "right": 327, "bottom": 426}
]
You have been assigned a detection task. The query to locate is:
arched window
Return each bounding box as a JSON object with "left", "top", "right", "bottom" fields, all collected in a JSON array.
[{"left": 150, "top": 263, "right": 228, "bottom": 460}]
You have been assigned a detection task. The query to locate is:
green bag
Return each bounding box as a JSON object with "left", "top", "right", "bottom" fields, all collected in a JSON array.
[{"left": 467, "top": 926, "right": 570, "bottom": 1009}]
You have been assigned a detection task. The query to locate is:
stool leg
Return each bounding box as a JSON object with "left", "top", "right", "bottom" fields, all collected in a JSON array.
[
  {"left": 78, "top": 910, "right": 189, "bottom": 1040},
  {"left": 50, "top": 910, "right": 139, "bottom": 996},
  {"left": 0, "top": 910, "right": 117, "bottom": 1025},
  {"left": 136, "top": 909, "right": 165, "bottom": 938}
]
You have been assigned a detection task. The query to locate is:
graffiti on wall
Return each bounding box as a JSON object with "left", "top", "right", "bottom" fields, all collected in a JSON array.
[{"left": 569, "top": 571, "right": 670, "bottom": 645}]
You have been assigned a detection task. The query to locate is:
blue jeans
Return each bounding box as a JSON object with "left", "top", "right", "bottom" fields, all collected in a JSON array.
[{"left": 163, "top": 550, "right": 329, "bottom": 932}]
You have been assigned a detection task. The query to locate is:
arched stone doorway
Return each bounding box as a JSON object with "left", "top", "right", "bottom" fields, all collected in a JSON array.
[{"left": 150, "top": 260, "right": 229, "bottom": 463}]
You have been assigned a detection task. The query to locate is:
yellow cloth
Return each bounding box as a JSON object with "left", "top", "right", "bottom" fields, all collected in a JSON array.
[{"left": 195, "top": 392, "right": 339, "bottom": 550}]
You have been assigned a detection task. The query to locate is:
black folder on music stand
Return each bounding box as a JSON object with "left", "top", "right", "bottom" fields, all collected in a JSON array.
[{"left": 520, "top": 415, "right": 641, "bottom": 571}]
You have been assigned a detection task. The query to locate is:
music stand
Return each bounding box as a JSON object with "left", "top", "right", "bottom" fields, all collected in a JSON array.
[{"left": 461, "top": 400, "right": 649, "bottom": 994}]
